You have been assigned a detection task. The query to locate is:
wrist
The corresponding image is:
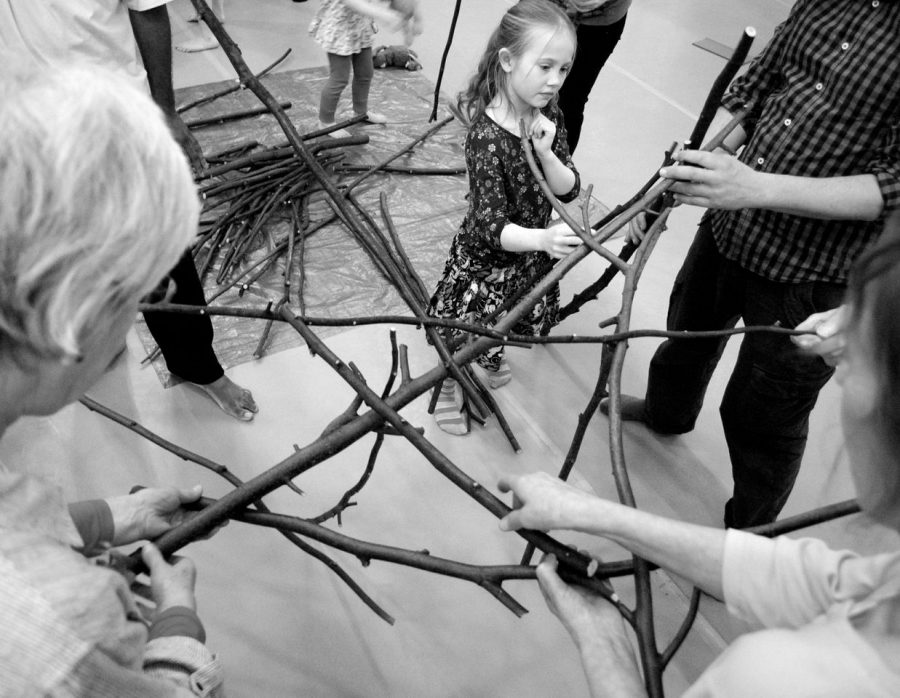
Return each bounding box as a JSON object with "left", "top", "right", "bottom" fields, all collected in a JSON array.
[
  {"left": 157, "top": 593, "right": 197, "bottom": 613},
  {"left": 106, "top": 495, "right": 144, "bottom": 546},
  {"left": 569, "top": 494, "right": 610, "bottom": 533}
]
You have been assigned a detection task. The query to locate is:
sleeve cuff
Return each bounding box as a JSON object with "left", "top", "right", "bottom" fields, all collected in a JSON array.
[
  {"left": 67, "top": 499, "right": 114, "bottom": 554},
  {"left": 874, "top": 169, "right": 900, "bottom": 213},
  {"left": 149, "top": 606, "right": 206, "bottom": 643},
  {"left": 721, "top": 529, "right": 777, "bottom": 625}
]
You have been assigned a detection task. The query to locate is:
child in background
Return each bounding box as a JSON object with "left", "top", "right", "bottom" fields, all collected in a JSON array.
[
  {"left": 310, "top": 0, "right": 421, "bottom": 133},
  {"left": 427, "top": 0, "right": 582, "bottom": 435}
]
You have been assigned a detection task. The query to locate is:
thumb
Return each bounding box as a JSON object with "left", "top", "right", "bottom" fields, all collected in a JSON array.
[
  {"left": 179, "top": 484, "right": 203, "bottom": 504},
  {"left": 141, "top": 543, "right": 164, "bottom": 572},
  {"left": 498, "top": 510, "right": 521, "bottom": 532}
]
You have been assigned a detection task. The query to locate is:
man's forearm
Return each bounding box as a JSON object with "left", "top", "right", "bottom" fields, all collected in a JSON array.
[
  {"left": 758, "top": 172, "right": 884, "bottom": 221},
  {"left": 129, "top": 5, "right": 175, "bottom": 113}
]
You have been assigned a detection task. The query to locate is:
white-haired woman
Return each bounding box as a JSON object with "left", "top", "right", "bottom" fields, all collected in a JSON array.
[
  {"left": 498, "top": 216, "right": 900, "bottom": 695},
  {"left": 0, "top": 62, "right": 222, "bottom": 696}
]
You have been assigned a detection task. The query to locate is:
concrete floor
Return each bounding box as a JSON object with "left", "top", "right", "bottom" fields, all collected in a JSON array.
[{"left": 4, "top": 1, "right": 899, "bottom": 696}]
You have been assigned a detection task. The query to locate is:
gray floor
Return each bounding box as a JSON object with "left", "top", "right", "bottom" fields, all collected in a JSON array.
[{"left": 4, "top": 1, "right": 899, "bottom": 696}]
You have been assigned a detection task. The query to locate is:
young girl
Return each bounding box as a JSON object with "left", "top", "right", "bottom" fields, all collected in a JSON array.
[
  {"left": 427, "top": 0, "right": 582, "bottom": 435},
  {"left": 309, "top": 0, "right": 420, "bottom": 132}
]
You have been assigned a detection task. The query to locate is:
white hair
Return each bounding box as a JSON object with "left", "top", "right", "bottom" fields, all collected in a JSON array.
[{"left": 0, "top": 60, "right": 199, "bottom": 366}]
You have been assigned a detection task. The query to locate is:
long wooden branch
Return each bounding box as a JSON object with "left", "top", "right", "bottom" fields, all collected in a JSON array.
[{"left": 80, "top": 395, "right": 393, "bottom": 623}]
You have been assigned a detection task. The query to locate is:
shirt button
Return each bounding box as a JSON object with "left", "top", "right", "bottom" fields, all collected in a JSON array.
[
  {"left": 784, "top": 118, "right": 792, "bottom": 126},
  {"left": 841, "top": 42, "right": 850, "bottom": 50},
  {"left": 815, "top": 82, "right": 824, "bottom": 90},
  {"left": 757, "top": 157, "right": 765, "bottom": 166}
]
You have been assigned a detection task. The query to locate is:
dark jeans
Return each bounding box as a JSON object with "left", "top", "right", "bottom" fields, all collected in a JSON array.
[
  {"left": 319, "top": 47, "right": 375, "bottom": 122},
  {"left": 644, "top": 221, "right": 845, "bottom": 527},
  {"left": 557, "top": 15, "right": 627, "bottom": 153},
  {"left": 143, "top": 250, "right": 223, "bottom": 386}
]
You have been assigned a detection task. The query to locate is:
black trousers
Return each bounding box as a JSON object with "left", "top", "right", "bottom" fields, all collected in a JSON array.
[
  {"left": 557, "top": 15, "right": 627, "bottom": 153},
  {"left": 644, "top": 221, "right": 845, "bottom": 527},
  {"left": 143, "top": 250, "right": 223, "bottom": 385}
]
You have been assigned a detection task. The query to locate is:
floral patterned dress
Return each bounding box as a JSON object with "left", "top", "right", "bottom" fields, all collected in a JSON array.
[
  {"left": 309, "top": 0, "right": 376, "bottom": 56},
  {"left": 427, "top": 103, "right": 580, "bottom": 370}
]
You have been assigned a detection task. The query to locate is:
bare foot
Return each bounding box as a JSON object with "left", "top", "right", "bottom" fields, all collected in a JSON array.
[
  {"left": 194, "top": 375, "right": 258, "bottom": 421},
  {"left": 176, "top": 33, "right": 220, "bottom": 53}
]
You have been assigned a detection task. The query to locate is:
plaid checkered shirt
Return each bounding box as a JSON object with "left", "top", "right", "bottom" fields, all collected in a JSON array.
[{"left": 710, "top": 0, "right": 900, "bottom": 283}]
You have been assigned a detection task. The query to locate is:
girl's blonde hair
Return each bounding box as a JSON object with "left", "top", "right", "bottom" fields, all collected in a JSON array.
[
  {"left": 0, "top": 61, "right": 199, "bottom": 367},
  {"left": 457, "top": 0, "right": 575, "bottom": 124}
]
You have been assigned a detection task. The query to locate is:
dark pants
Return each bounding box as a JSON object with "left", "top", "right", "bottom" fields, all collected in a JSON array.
[
  {"left": 143, "top": 250, "right": 223, "bottom": 386},
  {"left": 644, "top": 221, "right": 845, "bottom": 527},
  {"left": 557, "top": 15, "right": 627, "bottom": 153},
  {"left": 319, "top": 47, "right": 375, "bottom": 122}
]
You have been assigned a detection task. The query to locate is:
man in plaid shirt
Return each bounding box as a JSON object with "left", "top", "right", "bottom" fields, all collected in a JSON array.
[{"left": 609, "top": 0, "right": 900, "bottom": 527}]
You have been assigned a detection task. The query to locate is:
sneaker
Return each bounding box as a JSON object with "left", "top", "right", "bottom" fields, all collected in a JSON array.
[{"left": 360, "top": 111, "right": 388, "bottom": 124}]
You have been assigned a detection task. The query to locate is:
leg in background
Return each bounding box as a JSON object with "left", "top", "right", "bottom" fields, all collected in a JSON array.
[
  {"left": 556, "top": 15, "right": 627, "bottom": 153},
  {"left": 351, "top": 47, "right": 386, "bottom": 123},
  {"left": 143, "top": 251, "right": 258, "bottom": 421},
  {"left": 641, "top": 221, "right": 742, "bottom": 433},
  {"left": 319, "top": 53, "right": 353, "bottom": 135}
]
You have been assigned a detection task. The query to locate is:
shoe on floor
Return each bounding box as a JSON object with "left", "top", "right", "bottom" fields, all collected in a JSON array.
[
  {"left": 434, "top": 379, "right": 467, "bottom": 435},
  {"left": 484, "top": 357, "right": 511, "bottom": 389},
  {"left": 599, "top": 394, "right": 647, "bottom": 423},
  {"left": 360, "top": 111, "right": 388, "bottom": 124}
]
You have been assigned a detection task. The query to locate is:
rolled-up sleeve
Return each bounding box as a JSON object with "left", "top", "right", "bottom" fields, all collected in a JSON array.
[
  {"left": 722, "top": 530, "right": 900, "bottom": 630},
  {"left": 869, "top": 118, "right": 900, "bottom": 214}
]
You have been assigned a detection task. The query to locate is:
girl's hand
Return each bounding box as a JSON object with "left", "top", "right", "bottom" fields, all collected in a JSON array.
[
  {"left": 107, "top": 485, "right": 204, "bottom": 546},
  {"left": 498, "top": 471, "right": 597, "bottom": 532},
  {"left": 141, "top": 543, "right": 198, "bottom": 612},
  {"left": 659, "top": 149, "right": 762, "bottom": 210},
  {"left": 382, "top": 8, "right": 408, "bottom": 32},
  {"left": 624, "top": 212, "right": 648, "bottom": 245},
  {"left": 539, "top": 220, "right": 581, "bottom": 259},
  {"left": 529, "top": 113, "right": 557, "bottom": 158},
  {"left": 403, "top": 13, "right": 424, "bottom": 46}
]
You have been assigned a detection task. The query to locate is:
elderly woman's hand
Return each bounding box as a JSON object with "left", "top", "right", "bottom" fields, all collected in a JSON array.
[
  {"left": 106, "top": 485, "right": 204, "bottom": 546},
  {"left": 537, "top": 554, "right": 628, "bottom": 642},
  {"left": 141, "top": 543, "right": 198, "bottom": 612},
  {"left": 497, "top": 471, "right": 597, "bottom": 532}
]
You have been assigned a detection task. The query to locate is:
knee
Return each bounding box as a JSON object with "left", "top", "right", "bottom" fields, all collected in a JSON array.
[{"left": 329, "top": 73, "right": 350, "bottom": 91}]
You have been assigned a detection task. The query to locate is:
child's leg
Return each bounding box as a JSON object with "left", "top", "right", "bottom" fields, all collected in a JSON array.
[
  {"left": 320, "top": 53, "right": 352, "bottom": 122},
  {"left": 350, "top": 48, "right": 386, "bottom": 123},
  {"left": 434, "top": 378, "right": 467, "bottom": 435}
]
